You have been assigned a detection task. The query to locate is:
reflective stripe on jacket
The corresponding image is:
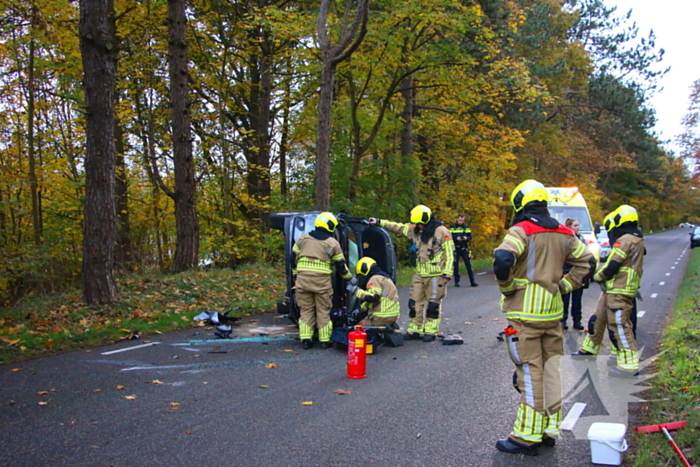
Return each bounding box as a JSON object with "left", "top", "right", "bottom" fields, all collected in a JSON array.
[
  {"left": 494, "top": 221, "right": 593, "bottom": 322},
  {"left": 354, "top": 275, "right": 400, "bottom": 318},
  {"left": 292, "top": 233, "right": 351, "bottom": 278},
  {"left": 594, "top": 234, "right": 644, "bottom": 296},
  {"left": 380, "top": 220, "right": 454, "bottom": 277}
]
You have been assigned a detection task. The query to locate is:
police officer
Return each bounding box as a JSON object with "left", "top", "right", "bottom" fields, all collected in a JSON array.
[
  {"left": 292, "top": 212, "right": 352, "bottom": 349},
  {"left": 369, "top": 205, "right": 454, "bottom": 342},
  {"left": 450, "top": 214, "right": 478, "bottom": 287},
  {"left": 346, "top": 257, "right": 400, "bottom": 327},
  {"left": 494, "top": 180, "right": 594, "bottom": 456},
  {"left": 573, "top": 205, "right": 644, "bottom": 378}
]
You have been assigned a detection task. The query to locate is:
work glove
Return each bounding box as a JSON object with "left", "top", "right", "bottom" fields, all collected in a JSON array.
[
  {"left": 368, "top": 217, "right": 378, "bottom": 225},
  {"left": 346, "top": 283, "right": 358, "bottom": 294}
]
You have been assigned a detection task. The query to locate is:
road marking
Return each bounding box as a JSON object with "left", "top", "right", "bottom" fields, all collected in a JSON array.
[
  {"left": 477, "top": 272, "right": 487, "bottom": 275},
  {"left": 638, "top": 311, "right": 646, "bottom": 318},
  {"left": 171, "top": 335, "right": 295, "bottom": 346},
  {"left": 650, "top": 293, "right": 658, "bottom": 298},
  {"left": 560, "top": 402, "right": 587, "bottom": 431},
  {"left": 666, "top": 273, "right": 671, "bottom": 276},
  {"left": 671, "top": 267, "right": 676, "bottom": 270},
  {"left": 101, "top": 342, "right": 160, "bottom": 355},
  {"left": 675, "top": 262, "right": 678, "bottom": 265},
  {"left": 659, "top": 282, "right": 665, "bottom": 286}
]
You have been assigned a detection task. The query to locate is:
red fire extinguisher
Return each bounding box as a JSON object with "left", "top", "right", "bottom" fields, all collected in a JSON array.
[{"left": 347, "top": 327, "right": 367, "bottom": 379}]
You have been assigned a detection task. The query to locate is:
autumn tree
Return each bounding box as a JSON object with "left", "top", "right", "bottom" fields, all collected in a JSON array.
[{"left": 79, "top": 0, "right": 118, "bottom": 304}]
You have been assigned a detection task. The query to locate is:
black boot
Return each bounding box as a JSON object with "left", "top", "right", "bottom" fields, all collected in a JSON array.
[
  {"left": 301, "top": 339, "right": 313, "bottom": 350},
  {"left": 561, "top": 319, "right": 568, "bottom": 330},
  {"left": 496, "top": 438, "right": 539, "bottom": 456},
  {"left": 573, "top": 321, "right": 584, "bottom": 331},
  {"left": 320, "top": 341, "right": 333, "bottom": 349}
]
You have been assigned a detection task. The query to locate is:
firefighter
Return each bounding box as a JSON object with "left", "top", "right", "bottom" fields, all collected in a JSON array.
[
  {"left": 291, "top": 212, "right": 352, "bottom": 349},
  {"left": 573, "top": 205, "right": 644, "bottom": 378},
  {"left": 369, "top": 205, "right": 454, "bottom": 342},
  {"left": 346, "top": 257, "right": 400, "bottom": 327},
  {"left": 494, "top": 180, "right": 594, "bottom": 456},
  {"left": 450, "top": 214, "right": 478, "bottom": 287}
]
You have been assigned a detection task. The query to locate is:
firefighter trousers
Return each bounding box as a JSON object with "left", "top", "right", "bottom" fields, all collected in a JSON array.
[
  {"left": 580, "top": 292, "right": 638, "bottom": 370},
  {"left": 406, "top": 275, "right": 446, "bottom": 336},
  {"left": 505, "top": 319, "right": 563, "bottom": 446},
  {"left": 295, "top": 274, "right": 333, "bottom": 342}
]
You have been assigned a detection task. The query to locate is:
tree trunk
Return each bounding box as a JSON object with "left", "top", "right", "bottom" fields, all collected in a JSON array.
[
  {"left": 315, "top": 0, "right": 369, "bottom": 211},
  {"left": 167, "top": 0, "right": 199, "bottom": 272},
  {"left": 400, "top": 74, "right": 417, "bottom": 205},
  {"left": 114, "top": 114, "right": 132, "bottom": 271},
  {"left": 27, "top": 34, "right": 42, "bottom": 245},
  {"left": 79, "top": 0, "right": 118, "bottom": 304}
]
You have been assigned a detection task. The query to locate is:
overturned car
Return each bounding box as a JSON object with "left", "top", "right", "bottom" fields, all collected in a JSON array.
[{"left": 270, "top": 211, "right": 402, "bottom": 350}]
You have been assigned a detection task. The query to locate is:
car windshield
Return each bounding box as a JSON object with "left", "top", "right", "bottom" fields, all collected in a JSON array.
[
  {"left": 694, "top": 228, "right": 700, "bottom": 236},
  {"left": 598, "top": 230, "right": 609, "bottom": 241},
  {"left": 547, "top": 206, "right": 593, "bottom": 231}
]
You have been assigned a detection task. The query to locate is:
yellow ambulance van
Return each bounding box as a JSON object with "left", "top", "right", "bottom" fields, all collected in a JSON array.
[{"left": 545, "top": 187, "right": 600, "bottom": 259}]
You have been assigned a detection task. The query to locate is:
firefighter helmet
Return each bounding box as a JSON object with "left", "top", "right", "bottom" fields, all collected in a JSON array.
[
  {"left": 410, "top": 205, "right": 432, "bottom": 224},
  {"left": 356, "top": 257, "right": 377, "bottom": 276},
  {"left": 510, "top": 180, "right": 548, "bottom": 212},
  {"left": 604, "top": 205, "right": 638, "bottom": 231},
  {"left": 314, "top": 212, "right": 338, "bottom": 233}
]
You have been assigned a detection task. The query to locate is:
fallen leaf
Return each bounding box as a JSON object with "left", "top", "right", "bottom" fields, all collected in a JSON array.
[
  {"left": 94, "top": 389, "right": 102, "bottom": 392},
  {"left": 464, "top": 322, "right": 474, "bottom": 325},
  {"left": 10, "top": 368, "right": 20, "bottom": 372},
  {"left": 84, "top": 349, "right": 92, "bottom": 353},
  {"left": 279, "top": 349, "right": 294, "bottom": 353},
  {"left": 151, "top": 380, "right": 164, "bottom": 385},
  {"left": 417, "top": 433, "right": 422, "bottom": 438},
  {"left": 265, "top": 363, "right": 280, "bottom": 369},
  {"left": 116, "top": 385, "right": 125, "bottom": 390},
  {"left": 8, "top": 339, "right": 21, "bottom": 346},
  {"left": 301, "top": 401, "right": 313, "bottom": 406},
  {"left": 492, "top": 318, "right": 500, "bottom": 321},
  {"left": 419, "top": 356, "right": 428, "bottom": 359},
  {"left": 155, "top": 330, "right": 163, "bottom": 335},
  {"left": 333, "top": 389, "right": 354, "bottom": 395},
  {"left": 36, "top": 391, "right": 49, "bottom": 395},
  {"left": 169, "top": 402, "right": 180, "bottom": 406},
  {"left": 124, "top": 395, "right": 137, "bottom": 400},
  {"left": 38, "top": 401, "right": 48, "bottom": 406},
  {"left": 192, "top": 355, "right": 200, "bottom": 358},
  {"left": 183, "top": 430, "right": 193, "bottom": 435},
  {"left": 259, "top": 385, "right": 269, "bottom": 389}
]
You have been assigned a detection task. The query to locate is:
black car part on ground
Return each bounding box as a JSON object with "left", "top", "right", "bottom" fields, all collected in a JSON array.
[{"left": 270, "top": 211, "right": 397, "bottom": 328}]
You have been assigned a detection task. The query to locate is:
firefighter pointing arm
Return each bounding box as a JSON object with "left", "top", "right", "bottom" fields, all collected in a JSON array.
[{"left": 369, "top": 205, "right": 454, "bottom": 342}]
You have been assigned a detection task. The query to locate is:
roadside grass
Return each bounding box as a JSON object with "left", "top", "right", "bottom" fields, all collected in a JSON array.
[
  {"left": 0, "top": 264, "right": 286, "bottom": 364},
  {"left": 630, "top": 248, "right": 700, "bottom": 466}
]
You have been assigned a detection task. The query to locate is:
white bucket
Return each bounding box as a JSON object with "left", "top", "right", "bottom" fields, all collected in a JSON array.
[{"left": 587, "top": 422, "right": 628, "bottom": 465}]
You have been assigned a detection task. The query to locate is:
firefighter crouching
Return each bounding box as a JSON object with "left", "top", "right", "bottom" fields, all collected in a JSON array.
[
  {"left": 369, "top": 205, "right": 454, "bottom": 342},
  {"left": 292, "top": 212, "right": 352, "bottom": 349},
  {"left": 494, "top": 180, "right": 594, "bottom": 456},
  {"left": 346, "top": 257, "right": 400, "bottom": 327},
  {"left": 573, "top": 205, "right": 644, "bottom": 378}
]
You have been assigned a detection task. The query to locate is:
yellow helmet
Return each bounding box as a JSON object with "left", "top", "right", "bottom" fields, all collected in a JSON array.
[
  {"left": 604, "top": 205, "right": 638, "bottom": 231},
  {"left": 510, "top": 180, "right": 548, "bottom": 212},
  {"left": 410, "top": 205, "right": 432, "bottom": 224},
  {"left": 356, "top": 257, "right": 377, "bottom": 276},
  {"left": 314, "top": 212, "right": 338, "bottom": 233}
]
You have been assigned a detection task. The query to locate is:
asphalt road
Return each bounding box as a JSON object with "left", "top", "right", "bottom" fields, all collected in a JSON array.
[{"left": 0, "top": 228, "right": 692, "bottom": 467}]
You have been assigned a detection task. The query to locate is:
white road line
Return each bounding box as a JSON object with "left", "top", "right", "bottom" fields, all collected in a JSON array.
[
  {"left": 560, "top": 402, "right": 587, "bottom": 431},
  {"left": 659, "top": 282, "right": 665, "bottom": 286},
  {"left": 666, "top": 273, "right": 671, "bottom": 276},
  {"left": 651, "top": 293, "right": 658, "bottom": 298},
  {"left": 638, "top": 311, "right": 646, "bottom": 318},
  {"left": 476, "top": 272, "right": 487, "bottom": 275},
  {"left": 672, "top": 267, "right": 676, "bottom": 270},
  {"left": 101, "top": 342, "right": 160, "bottom": 355}
]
